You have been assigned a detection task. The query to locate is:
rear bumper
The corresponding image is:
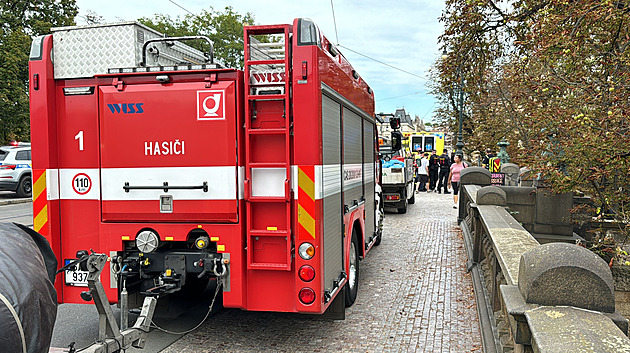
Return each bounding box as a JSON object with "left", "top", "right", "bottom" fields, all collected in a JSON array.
[{"left": 382, "top": 184, "right": 407, "bottom": 207}]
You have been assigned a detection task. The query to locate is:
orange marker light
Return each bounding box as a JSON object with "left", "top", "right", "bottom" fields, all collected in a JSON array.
[{"left": 298, "top": 242, "right": 315, "bottom": 260}]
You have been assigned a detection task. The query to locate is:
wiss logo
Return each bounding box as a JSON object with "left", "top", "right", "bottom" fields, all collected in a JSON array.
[
  {"left": 250, "top": 71, "right": 286, "bottom": 85},
  {"left": 107, "top": 103, "right": 144, "bottom": 114},
  {"left": 197, "top": 90, "right": 225, "bottom": 120}
]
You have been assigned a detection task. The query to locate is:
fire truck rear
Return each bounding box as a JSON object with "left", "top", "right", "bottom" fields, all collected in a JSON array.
[{"left": 29, "top": 19, "right": 383, "bottom": 317}]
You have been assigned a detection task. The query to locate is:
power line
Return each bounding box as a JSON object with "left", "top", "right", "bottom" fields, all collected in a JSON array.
[
  {"left": 376, "top": 91, "right": 424, "bottom": 101},
  {"left": 420, "top": 102, "right": 436, "bottom": 119},
  {"left": 330, "top": 0, "right": 340, "bottom": 45},
  {"left": 337, "top": 44, "right": 428, "bottom": 81},
  {"left": 168, "top": 0, "right": 195, "bottom": 15}
]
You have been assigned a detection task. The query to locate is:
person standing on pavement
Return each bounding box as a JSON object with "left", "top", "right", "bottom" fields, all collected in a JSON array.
[
  {"left": 482, "top": 148, "right": 494, "bottom": 170},
  {"left": 437, "top": 150, "right": 451, "bottom": 194},
  {"left": 448, "top": 154, "right": 467, "bottom": 208},
  {"left": 416, "top": 152, "right": 429, "bottom": 192},
  {"left": 428, "top": 150, "right": 439, "bottom": 192}
]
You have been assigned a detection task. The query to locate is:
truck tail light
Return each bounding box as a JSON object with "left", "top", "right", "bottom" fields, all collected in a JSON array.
[
  {"left": 299, "top": 287, "right": 315, "bottom": 305},
  {"left": 298, "top": 242, "right": 315, "bottom": 260},
  {"left": 298, "top": 265, "right": 315, "bottom": 282},
  {"left": 0, "top": 165, "right": 17, "bottom": 170},
  {"left": 385, "top": 194, "right": 400, "bottom": 201},
  {"left": 32, "top": 73, "right": 39, "bottom": 90}
]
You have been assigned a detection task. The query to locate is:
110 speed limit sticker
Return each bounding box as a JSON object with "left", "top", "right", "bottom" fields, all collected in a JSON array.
[{"left": 72, "top": 173, "right": 92, "bottom": 195}]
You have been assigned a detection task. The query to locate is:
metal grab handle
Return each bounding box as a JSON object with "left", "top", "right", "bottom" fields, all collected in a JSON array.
[
  {"left": 123, "top": 181, "right": 208, "bottom": 193},
  {"left": 141, "top": 36, "right": 214, "bottom": 66}
]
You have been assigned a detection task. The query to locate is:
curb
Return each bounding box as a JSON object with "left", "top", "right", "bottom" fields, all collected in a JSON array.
[{"left": 0, "top": 198, "right": 32, "bottom": 206}]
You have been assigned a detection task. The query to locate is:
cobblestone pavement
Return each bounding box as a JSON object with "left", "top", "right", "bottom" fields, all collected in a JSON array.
[{"left": 161, "top": 191, "right": 482, "bottom": 352}]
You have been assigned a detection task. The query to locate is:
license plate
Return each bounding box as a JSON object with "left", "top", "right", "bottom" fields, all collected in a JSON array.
[{"left": 64, "top": 259, "right": 89, "bottom": 286}]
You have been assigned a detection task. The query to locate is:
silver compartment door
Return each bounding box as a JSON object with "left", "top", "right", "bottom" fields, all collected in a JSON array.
[
  {"left": 322, "top": 94, "right": 343, "bottom": 294},
  {"left": 343, "top": 108, "right": 363, "bottom": 209},
  {"left": 363, "top": 120, "right": 375, "bottom": 245}
]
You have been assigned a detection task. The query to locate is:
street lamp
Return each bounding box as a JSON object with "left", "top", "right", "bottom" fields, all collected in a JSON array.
[{"left": 441, "top": 50, "right": 465, "bottom": 157}]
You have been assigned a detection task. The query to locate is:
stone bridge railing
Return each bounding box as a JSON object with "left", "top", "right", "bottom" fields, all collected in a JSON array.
[{"left": 458, "top": 166, "right": 630, "bottom": 353}]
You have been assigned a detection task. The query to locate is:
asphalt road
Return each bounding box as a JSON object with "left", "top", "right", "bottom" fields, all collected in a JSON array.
[
  {"left": 50, "top": 290, "right": 219, "bottom": 352},
  {"left": 0, "top": 198, "right": 33, "bottom": 226}
]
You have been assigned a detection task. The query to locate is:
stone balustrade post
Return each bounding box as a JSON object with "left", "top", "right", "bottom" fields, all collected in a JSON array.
[{"left": 501, "top": 243, "right": 630, "bottom": 351}]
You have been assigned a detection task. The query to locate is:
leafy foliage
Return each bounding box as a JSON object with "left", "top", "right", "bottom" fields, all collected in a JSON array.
[
  {"left": 139, "top": 6, "right": 256, "bottom": 69},
  {"left": 433, "top": 1, "right": 630, "bottom": 234},
  {"left": 0, "top": 0, "right": 77, "bottom": 144}
]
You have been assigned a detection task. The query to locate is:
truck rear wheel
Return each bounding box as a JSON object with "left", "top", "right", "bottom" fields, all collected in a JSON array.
[
  {"left": 344, "top": 229, "right": 359, "bottom": 307},
  {"left": 397, "top": 200, "right": 407, "bottom": 214},
  {"left": 409, "top": 189, "right": 415, "bottom": 204}
]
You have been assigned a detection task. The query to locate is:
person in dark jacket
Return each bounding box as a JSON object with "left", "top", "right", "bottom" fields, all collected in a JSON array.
[
  {"left": 428, "top": 150, "right": 439, "bottom": 192},
  {"left": 437, "top": 150, "right": 451, "bottom": 194},
  {"left": 482, "top": 148, "right": 494, "bottom": 170}
]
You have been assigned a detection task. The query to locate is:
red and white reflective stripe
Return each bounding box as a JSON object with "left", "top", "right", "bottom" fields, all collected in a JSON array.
[
  {"left": 250, "top": 166, "right": 324, "bottom": 200},
  {"left": 45, "top": 169, "right": 60, "bottom": 200},
  {"left": 101, "top": 167, "right": 236, "bottom": 200},
  {"left": 46, "top": 167, "right": 238, "bottom": 200},
  {"left": 293, "top": 165, "right": 322, "bottom": 200},
  {"left": 44, "top": 165, "right": 346, "bottom": 201},
  {"left": 38, "top": 169, "right": 98, "bottom": 200},
  {"left": 60, "top": 169, "right": 100, "bottom": 200}
]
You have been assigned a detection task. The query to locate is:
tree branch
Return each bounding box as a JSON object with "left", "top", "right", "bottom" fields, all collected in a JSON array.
[{"left": 570, "top": 5, "right": 603, "bottom": 37}]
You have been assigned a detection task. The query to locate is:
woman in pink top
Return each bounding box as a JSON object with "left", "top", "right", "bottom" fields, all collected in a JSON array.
[{"left": 448, "top": 154, "right": 467, "bottom": 208}]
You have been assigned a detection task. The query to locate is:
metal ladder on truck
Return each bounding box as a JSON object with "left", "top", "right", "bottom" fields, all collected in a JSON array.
[{"left": 243, "top": 25, "right": 292, "bottom": 271}]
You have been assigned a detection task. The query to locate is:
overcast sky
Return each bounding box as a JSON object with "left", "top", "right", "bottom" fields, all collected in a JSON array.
[{"left": 75, "top": 0, "right": 444, "bottom": 122}]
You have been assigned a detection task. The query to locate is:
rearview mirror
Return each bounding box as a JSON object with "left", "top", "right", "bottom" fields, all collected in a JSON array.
[
  {"left": 389, "top": 117, "right": 401, "bottom": 130},
  {"left": 391, "top": 131, "right": 402, "bottom": 151}
]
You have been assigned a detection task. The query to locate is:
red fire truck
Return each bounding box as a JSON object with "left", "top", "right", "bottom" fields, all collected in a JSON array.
[{"left": 28, "top": 18, "right": 383, "bottom": 317}]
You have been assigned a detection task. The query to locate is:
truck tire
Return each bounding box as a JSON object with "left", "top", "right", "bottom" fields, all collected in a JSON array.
[
  {"left": 409, "top": 188, "right": 415, "bottom": 204},
  {"left": 344, "top": 229, "right": 359, "bottom": 307},
  {"left": 16, "top": 175, "right": 32, "bottom": 198},
  {"left": 373, "top": 232, "right": 382, "bottom": 246},
  {"left": 397, "top": 200, "right": 407, "bottom": 214}
]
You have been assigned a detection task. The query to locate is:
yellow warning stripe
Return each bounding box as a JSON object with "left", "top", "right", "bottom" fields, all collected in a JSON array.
[
  {"left": 297, "top": 166, "right": 316, "bottom": 239},
  {"left": 33, "top": 204, "right": 48, "bottom": 233},
  {"left": 297, "top": 167, "right": 315, "bottom": 199},
  {"left": 298, "top": 204, "right": 315, "bottom": 238},
  {"left": 33, "top": 170, "right": 46, "bottom": 200}
]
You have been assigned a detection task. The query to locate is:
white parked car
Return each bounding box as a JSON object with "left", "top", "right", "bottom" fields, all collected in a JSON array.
[{"left": 0, "top": 143, "right": 32, "bottom": 198}]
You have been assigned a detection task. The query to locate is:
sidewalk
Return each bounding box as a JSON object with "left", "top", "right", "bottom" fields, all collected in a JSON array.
[
  {"left": 161, "top": 190, "right": 482, "bottom": 352},
  {"left": 0, "top": 191, "right": 31, "bottom": 206}
]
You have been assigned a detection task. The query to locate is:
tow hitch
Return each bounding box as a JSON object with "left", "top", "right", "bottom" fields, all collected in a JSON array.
[{"left": 56, "top": 250, "right": 158, "bottom": 352}]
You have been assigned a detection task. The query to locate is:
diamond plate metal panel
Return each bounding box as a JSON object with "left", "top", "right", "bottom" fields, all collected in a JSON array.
[{"left": 52, "top": 22, "right": 208, "bottom": 79}]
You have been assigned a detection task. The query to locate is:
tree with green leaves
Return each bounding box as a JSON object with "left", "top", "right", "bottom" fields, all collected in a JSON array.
[
  {"left": 0, "top": 0, "right": 77, "bottom": 144},
  {"left": 433, "top": 0, "right": 630, "bottom": 256},
  {"left": 139, "top": 6, "right": 256, "bottom": 69}
]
